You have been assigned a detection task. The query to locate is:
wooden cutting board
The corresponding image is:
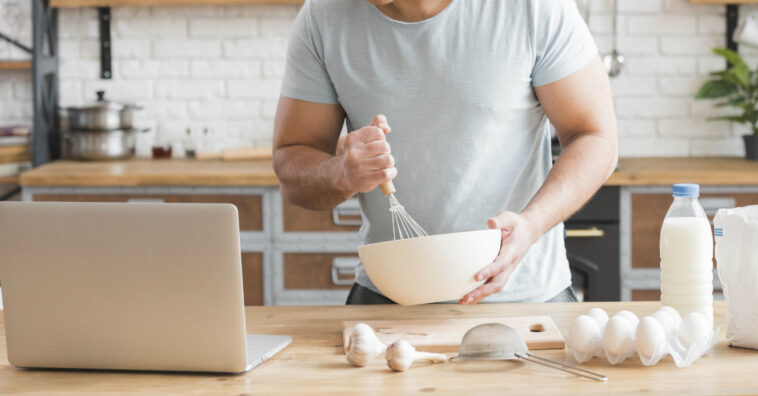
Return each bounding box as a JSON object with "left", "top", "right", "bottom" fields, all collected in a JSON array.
[{"left": 342, "top": 316, "right": 565, "bottom": 353}]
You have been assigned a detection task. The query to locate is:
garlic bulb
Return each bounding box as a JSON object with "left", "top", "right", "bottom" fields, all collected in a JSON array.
[
  {"left": 346, "top": 323, "right": 386, "bottom": 367},
  {"left": 385, "top": 339, "right": 447, "bottom": 372}
]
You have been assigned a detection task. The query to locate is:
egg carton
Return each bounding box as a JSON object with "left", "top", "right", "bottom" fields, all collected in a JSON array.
[{"left": 566, "top": 306, "right": 718, "bottom": 368}]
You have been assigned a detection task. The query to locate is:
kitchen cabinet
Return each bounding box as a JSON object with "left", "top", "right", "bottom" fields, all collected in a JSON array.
[
  {"left": 20, "top": 158, "right": 758, "bottom": 305},
  {"left": 281, "top": 198, "right": 361, "bottom": 233},
  {"left": 241, "top": 253, "right": 263, "bottom": 306},
  {"left": 282, "top": 253, "right": 358, "bottom": 290},
  {"left": 272, "top": 189, "right": 362, "bottom": 305}
]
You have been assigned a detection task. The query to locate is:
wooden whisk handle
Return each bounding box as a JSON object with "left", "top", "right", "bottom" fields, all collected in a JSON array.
[{"left": 380, "top": 181, "right": 396, "bottom": 196}]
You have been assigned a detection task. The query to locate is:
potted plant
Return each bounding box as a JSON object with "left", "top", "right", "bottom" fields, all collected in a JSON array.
[{"left": 696, "top": 47, "right": 758, "bottom": 160}]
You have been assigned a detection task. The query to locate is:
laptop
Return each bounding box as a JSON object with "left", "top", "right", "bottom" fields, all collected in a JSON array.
[{"left": 0, "top": 201, "right": 291, "bottom": 373}]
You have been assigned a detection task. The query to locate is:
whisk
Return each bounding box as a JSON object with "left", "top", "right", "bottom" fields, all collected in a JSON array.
[{"left": 380, "top": 181, "right": 428, "bottom": 240}]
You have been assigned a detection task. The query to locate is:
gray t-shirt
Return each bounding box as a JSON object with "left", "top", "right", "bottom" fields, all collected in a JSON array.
[{"left": 281, "top": 0, "right": 598, "bottom": 302}]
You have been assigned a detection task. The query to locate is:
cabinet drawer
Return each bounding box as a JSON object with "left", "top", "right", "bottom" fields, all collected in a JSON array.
[
  {"left": 34, "top": 193, "right": 263, "bottom": 231},
  {"left": 630, "top": 192, "right": 758, "bottom": 269},
  {"left": 283, "top": 253, "right": 359, "bottom": 290},
  {"left": 282, "top": 198, "right": 361, "bottom": 232},
  {"left": 242, "top": 253, "right": 264, "bottom": 306}
]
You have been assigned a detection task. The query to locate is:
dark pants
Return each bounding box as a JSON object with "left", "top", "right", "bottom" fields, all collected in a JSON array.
[{"left": 345, "top": 283, "right": 578, "bottom": 305}]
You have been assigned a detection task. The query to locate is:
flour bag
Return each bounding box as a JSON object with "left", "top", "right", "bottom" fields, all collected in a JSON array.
[{"left": 714, "top": 206, "right": 758, "bottom": 349}]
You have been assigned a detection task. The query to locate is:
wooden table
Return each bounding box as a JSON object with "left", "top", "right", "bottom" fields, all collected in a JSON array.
[
  {"left": 20, "top": 157, "right": 758, "bottom": 187},
  {"left": 0, "top": 301, "right": 754, "bottom": 395}
]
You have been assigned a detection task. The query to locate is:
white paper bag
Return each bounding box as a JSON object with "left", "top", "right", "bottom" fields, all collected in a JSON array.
[{"left": 714, "top": 205, "right": 758, "bottom": 349}]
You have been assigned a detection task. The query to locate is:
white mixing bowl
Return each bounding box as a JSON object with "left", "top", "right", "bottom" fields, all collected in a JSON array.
[{"left": 357, "top": 229, "right": 501, "bottom": 306}]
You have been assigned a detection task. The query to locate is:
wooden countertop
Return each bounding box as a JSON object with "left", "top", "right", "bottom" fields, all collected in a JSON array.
[
  {"left": 19, "top": 157, "right": 758, "bottom": 187},
  {"left": 605, "top": 157, "right": 758, "bottom": 186},
  {"left": 0, "top": 301, "right": 754, "bottom": 395},
  {"left": 20, "top": 159, "right": 279, "bottom": 187}
]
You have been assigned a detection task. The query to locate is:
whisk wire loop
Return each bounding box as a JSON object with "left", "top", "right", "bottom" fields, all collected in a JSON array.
[{"left": 388, "top": 193, "right": 428, "bottom": 240}]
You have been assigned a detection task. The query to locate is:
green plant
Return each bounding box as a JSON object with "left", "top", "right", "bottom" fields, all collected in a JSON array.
[{"left": 695, "top": 47, "right": 758, "bottom": 136}]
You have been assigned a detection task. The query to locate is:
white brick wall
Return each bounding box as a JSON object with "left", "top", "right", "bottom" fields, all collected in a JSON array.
[
  {"left": 0, "top": 0, "right": 755, "bottom": 156},
  {"left": 592, "top": 0, "right": 758, "bottom": 157}
]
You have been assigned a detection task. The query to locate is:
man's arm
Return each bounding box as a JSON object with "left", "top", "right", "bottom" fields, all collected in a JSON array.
[
  {"left": 273, "top": 97, "right": 396, "bottom": 210},
  {"left": 460, "top": 57, "right": 618, "bottom": 304}
]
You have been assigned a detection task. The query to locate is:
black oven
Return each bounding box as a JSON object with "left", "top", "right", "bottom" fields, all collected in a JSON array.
[{"left": 564, "top": 187, "right": 620, "bottom": 301}]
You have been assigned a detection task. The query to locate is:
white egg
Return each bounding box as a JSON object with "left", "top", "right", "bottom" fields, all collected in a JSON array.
[
  {"left": 587, "top": 307, "right": 609, "bottom": 330},
  {"left": 602, "top": 316, "right": 632, "bottom": 356},
  {"left": 614, "top": 310, "right": 640, "bottom": 333},
  {"left": 656, "top": 306, "right": 682, "bottom": 332},
  {"left": 651, "top": 310, "right": 676, "bottom": 337},
  {"left": 569, "top": 315, "right": 601, "bottom": 354},
  {"left": 678, "top": 312, "right": 709, "bottom": 348},
  {"left": 635, "top": 316, "right": 666, "bottom": 358}
]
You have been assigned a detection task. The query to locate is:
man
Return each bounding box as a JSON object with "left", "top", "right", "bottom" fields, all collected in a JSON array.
[{"left": 273, "top": 0, "right": 618, "bottom": 305}]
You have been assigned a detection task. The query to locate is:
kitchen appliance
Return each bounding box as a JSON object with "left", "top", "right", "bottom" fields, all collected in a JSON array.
[
  {"left": 0, "top": 201, "right": 292, "bottom": 373},
  {"left": 453, "top": 323, "right": 607, "bottom": 381},
  {"left": 66, "top": 91, "right": 142, "bottom": 131},
  {"left": 358, "top": 229, "right": 501, "bottom": 305},
  {"left": 342, "top": 316, "right": 565, "bottom": 353},
  {"left": 565, "top": 187, "right": 621, "bottom": 301}
]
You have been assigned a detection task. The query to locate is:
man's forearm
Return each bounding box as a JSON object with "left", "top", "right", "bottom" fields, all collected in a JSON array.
[
  {"left": 521, "top": 132, "right": 618, "bottom": 237},
  {"left": 274, "top": 145, "right": 353, "bottom": 210}
]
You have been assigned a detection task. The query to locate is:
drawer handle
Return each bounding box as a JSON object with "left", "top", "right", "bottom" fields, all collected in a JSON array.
[
  {"left": 127, "top": 198, "right": 165, "bottom": 203},
  {"left": 331, "top": 257, "right": 360, "bottom": 286},
  {"left": 566, "top": 227, "right": 605, "bottom": 238},
  {"left": 332, "top": 199, "right": 362, "bottom": 226}
]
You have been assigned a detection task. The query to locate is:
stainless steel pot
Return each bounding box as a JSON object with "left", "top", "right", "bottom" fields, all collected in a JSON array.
[
  {"left": 66, "top": 91, "right": 142, "bottom": 131},
  {"left": 63, "top": 128, "right": 147, "bottom": 161}
]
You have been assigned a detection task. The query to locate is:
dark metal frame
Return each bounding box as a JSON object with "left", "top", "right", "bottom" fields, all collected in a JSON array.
[
  {"left": 32, "top": 0, "right": 60, "bottom": 166},
  {"left": 0, "top": 0, "right": 58, "bottom": 169},
  {"left": 726, "top": 4, "right": 739, "bottom": 55},
  {"left": 98, "top": 7, "right": 112, "bottom": 79}
]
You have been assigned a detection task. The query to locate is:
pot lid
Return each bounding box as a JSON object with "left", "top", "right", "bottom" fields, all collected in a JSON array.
[{"left": 69, "top": 90, "right": 130, "bottom": 111}]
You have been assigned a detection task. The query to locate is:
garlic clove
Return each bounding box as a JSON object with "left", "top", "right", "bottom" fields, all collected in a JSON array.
[
  {"left": 385, "top": 339, "right": 447, "bottom": 372},
  {"left": 346, "top": 323, "right": 386, "bottom": 367}
]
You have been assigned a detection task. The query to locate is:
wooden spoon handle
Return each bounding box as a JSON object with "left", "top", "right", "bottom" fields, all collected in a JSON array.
[{"left": 380, "top": 181, "right": 396, "bottom": 196}]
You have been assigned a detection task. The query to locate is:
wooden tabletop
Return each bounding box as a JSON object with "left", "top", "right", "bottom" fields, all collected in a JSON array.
[
  {"left": 0, "top": 301, "right": 754, "bottom": 395},
  {"left": 18, "top": 157, "right": 758, "bottom": 187}
]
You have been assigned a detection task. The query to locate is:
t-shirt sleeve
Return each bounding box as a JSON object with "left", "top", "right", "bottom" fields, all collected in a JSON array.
[
  {"left": 280, "top": 1, "right": 339, "bottom": 104},
  {"left": 530, "top": 0, "right": 598, "bottom": 87}
]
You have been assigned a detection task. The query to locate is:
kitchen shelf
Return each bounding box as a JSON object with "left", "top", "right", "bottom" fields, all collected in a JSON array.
[
  {"left": 0, "top": 61, "right": 31, "bottom": 71},
  {"left": 51, "top": 0, "right": 302, "bottom": 7}
]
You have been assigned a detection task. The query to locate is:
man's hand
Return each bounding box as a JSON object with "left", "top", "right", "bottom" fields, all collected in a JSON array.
[
  {"left": 335, "top": 115, "right": 397, "bottom": 194},
  {"left": 459, "top": 211, "right": 540, "bottom": 305}
]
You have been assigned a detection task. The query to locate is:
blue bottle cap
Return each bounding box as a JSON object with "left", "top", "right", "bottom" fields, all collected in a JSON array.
[{"left": 673, "top": 183, "right": 699, "bottom": 197}]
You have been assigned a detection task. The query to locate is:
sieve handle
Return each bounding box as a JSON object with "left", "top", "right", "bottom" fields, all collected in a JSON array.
[
  {"left": 379, "top": 181, "right": 396, "bottom": 196},
  {"left": 517, "top": 352, "right": 607, "bottom": 382}
]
